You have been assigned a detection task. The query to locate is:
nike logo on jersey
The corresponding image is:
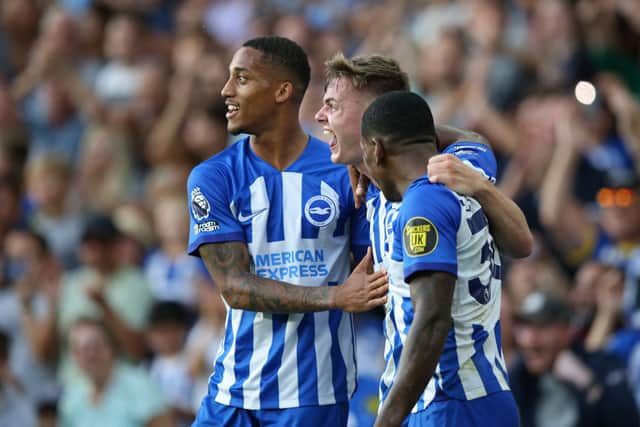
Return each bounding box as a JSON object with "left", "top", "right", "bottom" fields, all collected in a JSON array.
[{"left": 237, "top": 208, "right": 267, "bottom": 223}]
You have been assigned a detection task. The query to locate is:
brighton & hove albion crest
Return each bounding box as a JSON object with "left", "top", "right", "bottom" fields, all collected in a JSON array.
[
  {"left": 191, "top": 187, "right": 211, "bottom": 220},
  {"left": 305, "top": 195, "right": 338, "bottom": 228}
]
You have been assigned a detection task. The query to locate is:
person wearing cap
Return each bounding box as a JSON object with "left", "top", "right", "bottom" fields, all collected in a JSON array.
[
  {"left": 510, "top": 290, "right": 639, "bottom": 427},
  {"left": 57, "top": 214, "right": 154, "bottom": 384}
]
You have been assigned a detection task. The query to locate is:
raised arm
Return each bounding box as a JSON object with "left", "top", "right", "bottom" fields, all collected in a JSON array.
[
  {"left": 199, "top": 242, "right": 387, "bottom": 313},
  {"left": 538, "top": 114, "right": 596, "bottom": 262},
  {"left": 374, "top": 271, "right": 455, "bottom": 427}
]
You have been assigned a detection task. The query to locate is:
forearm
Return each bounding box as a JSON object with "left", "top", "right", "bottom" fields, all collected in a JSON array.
[
  {"left": 376, "top": 314, "right": 450, "bottom": 426},
  {"left": 474, "top": 180, "right": 533, "bottom": 258},
  {"left": 221, "top": 271, "right": 336, "bottom": 313},
  {"left": 375, "top": 272, "right": 454, "bottom": 427},
  {"left": 435, "top": 124, "right": 489, "bottom": 151},
  {"left": 100, "top": 303, "right": 146, "bottom": 360},
  {"left": 20, "top": 305, "right": 58, "bottom": 362},
  {"left": 200, "top": 243, "right": 336, "bottom": 313},
  {"left": 539, "top": 141, "right": 579, "bottom": 229},
  {"left": 585, "top": 310, "right": 618, "bottom": 352}
]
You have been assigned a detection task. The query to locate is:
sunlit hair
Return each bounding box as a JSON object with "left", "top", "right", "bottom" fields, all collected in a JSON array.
[{"left": 324, "top": 52, "right": 410, "bottom": 95}]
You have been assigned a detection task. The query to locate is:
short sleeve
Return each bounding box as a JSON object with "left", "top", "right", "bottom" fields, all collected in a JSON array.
[
  {"left": 443, "top": 141, "right": 497, "bottom": 183},
  {"left": 187, "top": 163, "right": 245, "bottom": 256},
  {"left": 350, "top": 203, "right": 369, "bottom": 262},
  {"left": 394, "top": 183, "right": 461, "bottom": 282}
]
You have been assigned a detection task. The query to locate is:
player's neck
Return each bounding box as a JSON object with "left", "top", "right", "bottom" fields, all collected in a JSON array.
[
  {"left": 250, "top": 114, "right": 308, "bottom": 171},
  {"left": 392, "top": 150, "right": 436, "bottom": 198}
]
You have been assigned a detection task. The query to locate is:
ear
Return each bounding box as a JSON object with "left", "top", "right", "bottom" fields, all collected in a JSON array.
[
  {"left": 275, "top": 81, "right": 294, "bottom": 103},
  {"left": 372, "top": 138, "right": 385, "bottom": 166}
]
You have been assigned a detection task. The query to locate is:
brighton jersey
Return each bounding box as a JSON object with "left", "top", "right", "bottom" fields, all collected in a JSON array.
[
  {"left": 366, "top": 142, "right": 509, "bottom": 413},
  {"left": 187, "top": 136, "right": 368, "bottom": 410}
]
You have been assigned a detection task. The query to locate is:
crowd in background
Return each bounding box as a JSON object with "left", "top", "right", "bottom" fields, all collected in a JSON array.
[{"left": 0, "top": 0, "right": 639, "bottom": 426}]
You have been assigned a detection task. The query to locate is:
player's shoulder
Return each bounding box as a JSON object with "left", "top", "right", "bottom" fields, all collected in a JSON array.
[
  {"left": 299, "top": 136, "right": 349, "bottom": 174},
  {"left": 443, "top": 141, "right": 497, "bottom": 182},
  {"left": 189, "top": 137, "right": 249, "bottom": 180},
  {"left": 403, "top": 175, "right": 461, "bottom": 215},
  {"left": 405, "top": 175, "right": 455, "bottom": 200}
]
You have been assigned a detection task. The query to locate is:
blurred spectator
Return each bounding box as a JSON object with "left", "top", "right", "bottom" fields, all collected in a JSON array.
[
  {"left": 0, "top": 329, "right": 37, "bottom": 427},
  {"left": 112, "top": 202, "right": 155, "bottom": 268},
  {"left": 2, "top": 228, "right": 60, "bottom": 402},
  {"left": 184, "top": 280, "right": 225, "bottom": 412},
  {"left": 144, "top": 192, "right": 208, "bottom": 308},
  {"left": 25, "top": 155, "right": 85, "bottom": 269},
  {"left": 57, "top": 215, "right": 153, "bottom": 382},
  {"left": 510, "top": 290, "right": 639, "bottom": 427},
  {"left": 76, "top": 125, "right": 136, "bottom": 213},
  {"left": 60, "top": 317, "right": 170, "bottom": 427},
  {"left": 0, "top": 174, "right": 25, "bottom": 243},
  {"left": 0, "top": 0, "right": 40, "bottom": 79},
  {"left": 36, "top": 400, "right": 58, "bottom": 427},
  {"left": 147, "top": 301, "right": 194, "bottom": 426},
  {"left": 94, "top": 13, "right": 145, "bottom": 105}
]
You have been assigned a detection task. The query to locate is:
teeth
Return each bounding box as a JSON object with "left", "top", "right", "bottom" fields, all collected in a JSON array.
[{"left": 227, "top": 105, "right": 239, "bottom": 112}]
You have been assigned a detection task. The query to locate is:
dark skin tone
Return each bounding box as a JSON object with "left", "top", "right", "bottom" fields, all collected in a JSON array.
[
  {"left": 376, "top": 271, "right": 454, "bottom": 427},
  {"left": 200, "top": 47, "right": 389, "bottom": 313},
  {"left": 361, "top": 135, "right": 456, "bottom": 426}
]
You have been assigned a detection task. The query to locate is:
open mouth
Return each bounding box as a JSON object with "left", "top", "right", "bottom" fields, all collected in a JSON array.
[
  {"left": 324, "top": 128, "right": 337, "bottom": 152},
  {"left": 226, "top": 103, "right": 239, "bottom": 120}
]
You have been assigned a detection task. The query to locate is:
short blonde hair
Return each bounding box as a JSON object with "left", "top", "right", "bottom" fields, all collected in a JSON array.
[{"left": 324, "top": 52, "right": 409, "bottom": 95}]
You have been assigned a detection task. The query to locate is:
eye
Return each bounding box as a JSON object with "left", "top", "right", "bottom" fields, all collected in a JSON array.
[{"left": 236, "top": 75, "right": 248, "bottom": 84}]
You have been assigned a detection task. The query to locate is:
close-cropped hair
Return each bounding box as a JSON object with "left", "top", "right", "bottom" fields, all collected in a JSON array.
[
  {"left": 243, "top": 36, "right": 311, "bottom": 103},
  {"left": 362, "top": 91, "right": 436, "bottom": 146},
  {"left": 324, "top": 52, "right": 410, "bottom": 95}
]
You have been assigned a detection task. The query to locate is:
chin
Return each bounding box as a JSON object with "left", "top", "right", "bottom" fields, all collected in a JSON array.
[{"left": 330, "top": 151, "right": 345, "bottom": 165}]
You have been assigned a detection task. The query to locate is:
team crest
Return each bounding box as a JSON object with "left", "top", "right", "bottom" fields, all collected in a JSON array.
[
  {"left": 403, "top": 216, "right": 438, "bottom": 257},
  {"left": 304, "top": 195, "right": 338, "bottom": 228},
  {"left": 191, "top": 187, "right": 211, "bottom": 221}
]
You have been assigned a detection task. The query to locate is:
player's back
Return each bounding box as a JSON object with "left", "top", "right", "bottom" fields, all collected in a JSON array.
[
  {"left": 380, "top": 176, "right": 509, "bottom": 412},
  {"left": 187, "top": 136, "right": 366, "bottom": 410}
]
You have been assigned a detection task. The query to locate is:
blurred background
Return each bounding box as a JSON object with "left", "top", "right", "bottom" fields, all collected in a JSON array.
[{"left": 0, "top": 0, "right": 639, "bottom": 426}]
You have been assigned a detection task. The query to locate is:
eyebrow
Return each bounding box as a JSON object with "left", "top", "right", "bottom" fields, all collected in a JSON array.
[{"left": 229, "top": 66, "right": 250, "bottom": 74}]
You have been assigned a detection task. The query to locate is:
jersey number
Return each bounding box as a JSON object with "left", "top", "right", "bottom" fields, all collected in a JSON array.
[{"left": 468, "top": 240, "right": 498, "bottom": 305}]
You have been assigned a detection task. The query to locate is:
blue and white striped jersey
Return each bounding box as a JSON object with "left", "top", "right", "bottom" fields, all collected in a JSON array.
[
  {"left": 366, "top": 142, "right": 509, "bottom": 413},
  {"left": 187, "top": 136, "right": 368, "bottom": 410}
]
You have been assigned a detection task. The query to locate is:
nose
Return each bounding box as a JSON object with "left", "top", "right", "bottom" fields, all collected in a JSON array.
[
  {"left": 315, "top": 105, "right": 327, "bottom": 124},
  {"left": 221, "top": 78, "right": 233, "bottom": 98}
]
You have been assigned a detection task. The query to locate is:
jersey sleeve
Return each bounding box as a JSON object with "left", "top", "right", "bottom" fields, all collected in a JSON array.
[
  {"left": 350, "top": 203, "right": 369, "bottom": 262},
  {"left": 346, "top": 179, "right": 370, "bottom": 263},
  {"left": 187, "top": 162, "right": 245, "bottom": 256},
  {"left": 394, "top": 183, "right": 461, "bottom": 282},
  {"left": 443, "top": 141, "right": 497, "bottom": 183}
]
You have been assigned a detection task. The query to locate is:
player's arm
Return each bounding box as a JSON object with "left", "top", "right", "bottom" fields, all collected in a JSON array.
[
  {"left": 374, "top": 271, "right": 455, "bottom": 427},
  {"left": 429, "top": 124, "right": 533, "bottom": 258},
  {"left": 435, "top": 124, "right": 489, "bottom": 150},
  {"left": 199, "top": 242, "right": 387, "bottom": 313},
  {"left": 428, "top": 154, "right": 533, "bottom": 258}
]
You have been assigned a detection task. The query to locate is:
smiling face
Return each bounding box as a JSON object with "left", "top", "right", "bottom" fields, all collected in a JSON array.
[
  {"left": 220, "top": 47, "right": 280, "bottom": 135},
  {"left": 315, "top": 77, "right": 374, "bottom": 165}
]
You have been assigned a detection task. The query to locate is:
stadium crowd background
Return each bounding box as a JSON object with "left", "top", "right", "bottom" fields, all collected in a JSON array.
[{"left": 0, "top": 0, "right": 639, "bottom": 426}]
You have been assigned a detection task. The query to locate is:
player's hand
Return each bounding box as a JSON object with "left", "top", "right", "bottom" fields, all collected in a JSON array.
[
  {"left": 334, "top": 248, "right": 388, "bottom": 312},
  {"left": 349, "top": 165, "right": 370, "bottom": 209},
  {"left": 427, "top": 154, "right": 487, "bottom": 196}
]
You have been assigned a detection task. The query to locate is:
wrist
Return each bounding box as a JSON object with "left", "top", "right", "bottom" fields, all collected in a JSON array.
[
  {"left": 471, "top": 177, "right": 493, "bottom": 199},
  {"left": 328, "top": 286, "right": 339, "bottom": 310}
]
